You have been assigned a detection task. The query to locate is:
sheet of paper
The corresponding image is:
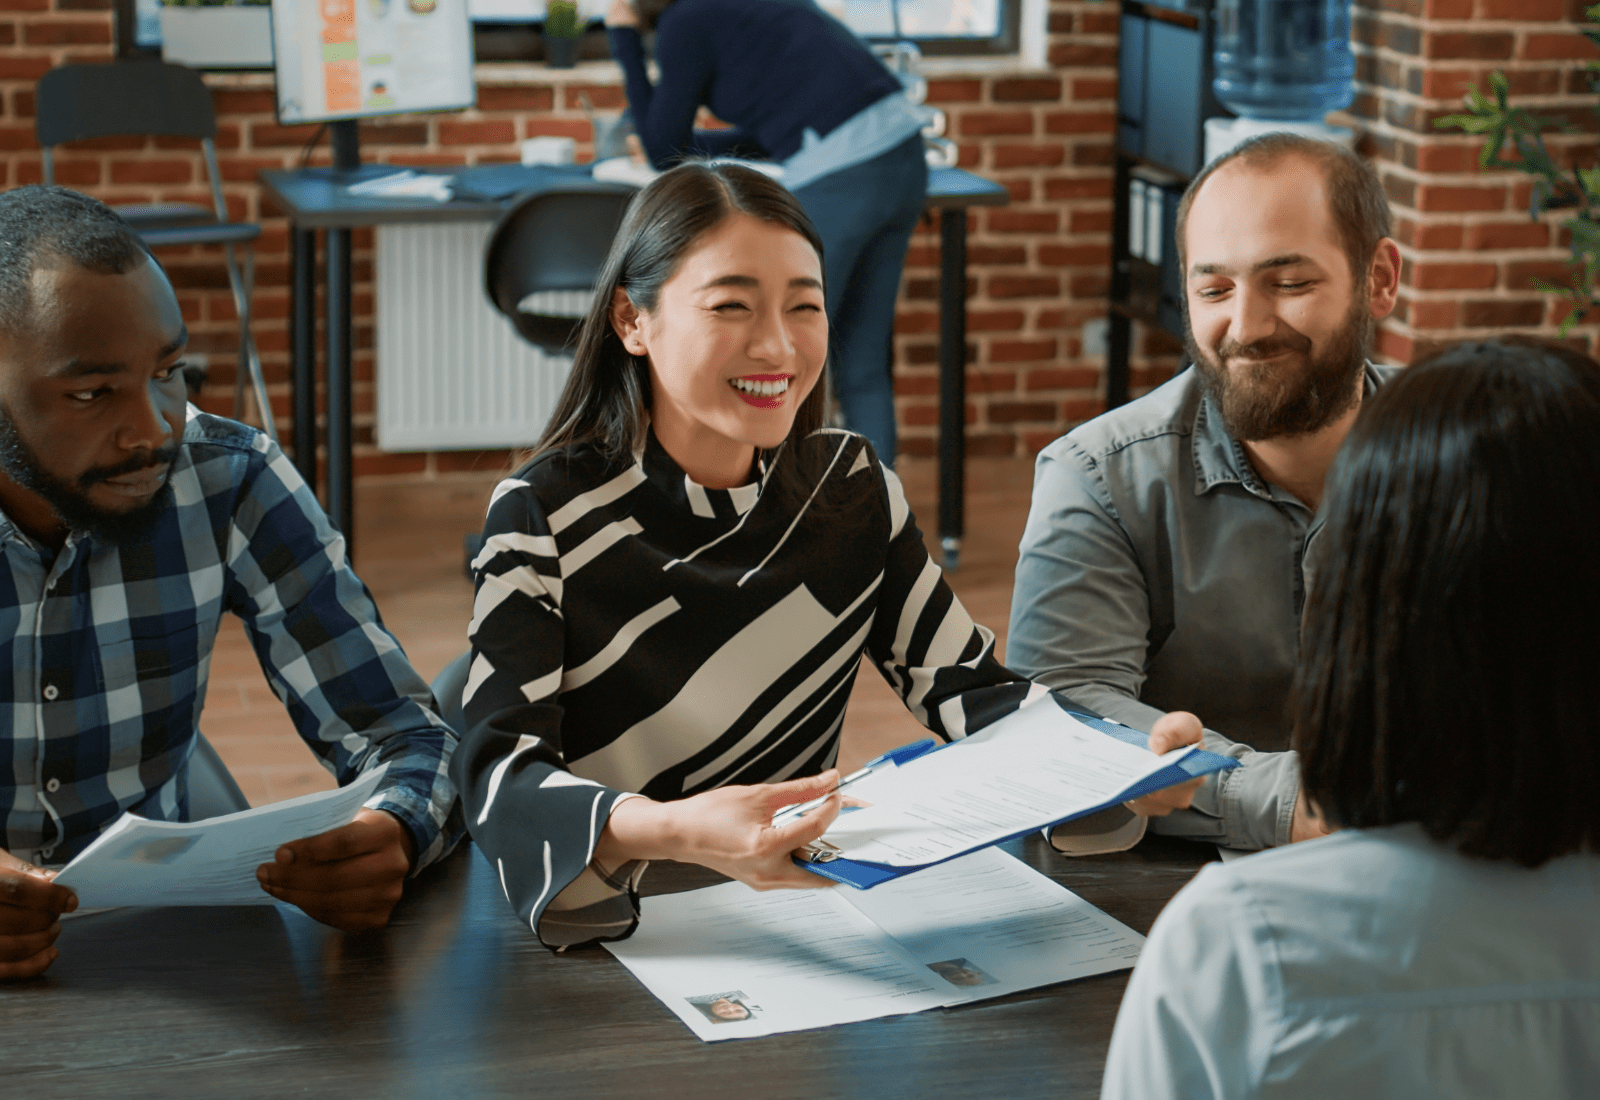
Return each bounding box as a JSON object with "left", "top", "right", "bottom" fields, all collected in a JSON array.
[
  {"left": 53, "top": 766, "right": 387, "bottom": 908},
  {"left": 819, "top": 702, "right": 1183, "bottom": 866},
  {"left": 606, "top": 848, "right": 1146, "bottom": 1041},
  {"left": 605, "top": 882, "right": 953, "bottom": 1042},
  {"left": 840, "top": 848, "right": 1144, "bottom": 1003}
]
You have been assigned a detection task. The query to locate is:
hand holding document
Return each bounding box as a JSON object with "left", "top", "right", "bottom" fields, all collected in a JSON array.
[
  {"left": 605, "top": 848, "right": 1146, "bottom": 1042},
  {"left": 805, "top": 700, "right": 1235, "bottom": 880},
  {"left": 53, "top": 766, "right": 387, "bottom": 909}
]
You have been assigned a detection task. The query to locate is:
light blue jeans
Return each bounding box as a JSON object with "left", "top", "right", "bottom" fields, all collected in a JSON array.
[{"left": 792, "top": 134, "right": 928, "bottom": 466}]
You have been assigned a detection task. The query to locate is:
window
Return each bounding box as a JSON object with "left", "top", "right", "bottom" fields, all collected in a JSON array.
[{"left": 833, "top": 0, "right": 1020, "bottom": 56}]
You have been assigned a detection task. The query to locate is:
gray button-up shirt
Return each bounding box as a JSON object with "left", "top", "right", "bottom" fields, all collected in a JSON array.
[{"left": 1007, "top": 363, "right": 1392, "bottom": 850}]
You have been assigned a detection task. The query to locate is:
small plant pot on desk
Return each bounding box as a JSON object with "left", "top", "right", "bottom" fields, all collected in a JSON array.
[
  {"left": 543, "top": 0, "right": 582, "bottom": 68},
  {"left": 544, "top": 34, "right": 579, "bottom": 68}
]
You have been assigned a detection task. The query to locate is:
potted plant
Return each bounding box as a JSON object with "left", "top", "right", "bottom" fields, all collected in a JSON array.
[
  {"left": 544, "top": 0, "right": 583, "bottom": 69},
  {"left": 158, "top": 0, "right": 274, "bottom": 70}
]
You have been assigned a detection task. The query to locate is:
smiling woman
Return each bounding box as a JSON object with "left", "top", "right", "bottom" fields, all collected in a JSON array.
[{"left": 451, "top": 163, "right": 1203, "bottom": 950}]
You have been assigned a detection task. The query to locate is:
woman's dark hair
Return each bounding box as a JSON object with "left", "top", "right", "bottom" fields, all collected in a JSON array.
[
  {"left": 1293, "top": 336, "right": 1600, "bottom": 867},
  {"left": 532, "top": 161, "right": 831, "bottom": 502}
]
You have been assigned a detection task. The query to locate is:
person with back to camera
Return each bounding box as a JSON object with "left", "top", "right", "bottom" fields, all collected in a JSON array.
[
  {"left": 451, "top": 162, "right": 1204, "bottom": 948},
  {"left": 603, "top": 0, "right": 928, "bottom": 466},
  {"left": 1100, "top": 337, "right": 1600, "bottom": 1099}
]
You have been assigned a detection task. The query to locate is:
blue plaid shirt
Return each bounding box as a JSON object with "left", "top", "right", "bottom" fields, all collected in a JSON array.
[{"left": 1, "top": 410, "right": 462, "bottom": 868}]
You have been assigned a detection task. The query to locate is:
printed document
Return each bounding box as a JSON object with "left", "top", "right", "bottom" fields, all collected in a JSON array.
[
  {"left": 605, "top": 848, "right": 1144, "bottom": 1041},
  {"left": 820, "top": 702, "right": 1190, "bottom": 866},
  {"left": 53, "top": 766, "right": 387, "bottom": 908}
]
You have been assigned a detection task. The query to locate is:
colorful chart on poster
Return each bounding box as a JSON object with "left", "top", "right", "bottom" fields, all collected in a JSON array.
[{"left": 271, "top": 0, "right": 475, "bottom": 124}]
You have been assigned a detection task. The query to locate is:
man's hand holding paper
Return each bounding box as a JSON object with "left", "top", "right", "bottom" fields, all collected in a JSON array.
[
  {"left": 1124, "top": 710, "right": 1206, "bottom": 817},
  {"left": 256, "top": 806, "right": 417, "bottom": 932},
  {"left": 0, "top": 851, "right": 75, "bottom": 979},
  {"left": 52, "top": 766, "right": 390, "bottom": 914}
]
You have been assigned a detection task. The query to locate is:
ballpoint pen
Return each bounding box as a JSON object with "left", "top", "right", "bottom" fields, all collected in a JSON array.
[{"left": 771, "top": 737, "right": 938, "bottom": 827}]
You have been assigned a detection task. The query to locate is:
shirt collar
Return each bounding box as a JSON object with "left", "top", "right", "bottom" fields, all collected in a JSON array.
[{"left": 1191, "top": 360, "right": 1386, "bottom": 501}]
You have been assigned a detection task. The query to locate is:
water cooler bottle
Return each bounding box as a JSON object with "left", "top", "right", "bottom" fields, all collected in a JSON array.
[{"left": 1205, "top": 0, "right": 1356, "bottom": 160}]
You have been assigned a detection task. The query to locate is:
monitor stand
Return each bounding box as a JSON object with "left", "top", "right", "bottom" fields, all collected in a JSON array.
[{"left": 329, "top": 118, "right": 363, "bottom": 177}]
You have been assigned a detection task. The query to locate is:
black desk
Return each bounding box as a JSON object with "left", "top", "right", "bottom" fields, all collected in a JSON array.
[
  {"left": 7, "top": 835, "right": 1207, "bottom": 1098},
  {"left": 258, "top": 165, "right": 1007, "bottom": 566}
]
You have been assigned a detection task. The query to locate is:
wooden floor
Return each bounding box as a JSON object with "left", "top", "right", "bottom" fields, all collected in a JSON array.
[{"left": 204, "top": 455, "right": 1039, "bottom": 805}]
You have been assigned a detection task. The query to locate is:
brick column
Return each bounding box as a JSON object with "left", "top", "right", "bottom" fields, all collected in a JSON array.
[{"left": 1347, "top": 0, "right": 1599, "bottom": 361}]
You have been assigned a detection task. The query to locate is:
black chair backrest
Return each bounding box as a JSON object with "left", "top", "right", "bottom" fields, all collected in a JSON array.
[
  {"left": 483, "top": 182, "right": 635, "bottom": 354},
  {"left": 35, "top": 62, "right": 217, "bottom": 148}
]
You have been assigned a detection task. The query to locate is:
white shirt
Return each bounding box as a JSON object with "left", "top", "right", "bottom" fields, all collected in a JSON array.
[{"left": 1102, "top": 825, "right": 1600, "bottom": 1099}]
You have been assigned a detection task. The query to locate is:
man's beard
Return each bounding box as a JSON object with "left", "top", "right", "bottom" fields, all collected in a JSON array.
[
  {"left": 0, "top": 405, "right": 178, "bottom": 545},
  {"left": 1188, "top": 295, "right": 1374, "bottom": 442}
]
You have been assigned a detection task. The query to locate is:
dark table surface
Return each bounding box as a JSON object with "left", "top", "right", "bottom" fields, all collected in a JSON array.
[{"left": 3, "top": 835, "right": 1209, "bottom": 1099}]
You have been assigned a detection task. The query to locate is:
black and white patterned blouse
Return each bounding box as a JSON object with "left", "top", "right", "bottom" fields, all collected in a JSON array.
[{"left": 453, "top": 429, "right": 1038, "bottom": 947}]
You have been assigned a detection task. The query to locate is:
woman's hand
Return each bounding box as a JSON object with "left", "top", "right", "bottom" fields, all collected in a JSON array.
[
  {"left": 598, "top": 772, "right": 845, "bottom": 890},
  {"left": 606, "top": 0, "right": 638, "bottom": 27},
  {"left": 1124, "top": 710, "right": 1206, "bottom": 817}
]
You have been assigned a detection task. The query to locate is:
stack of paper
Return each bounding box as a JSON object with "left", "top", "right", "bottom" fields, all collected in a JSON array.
[{"left": 52, "top": 766, "right": 387, "bottom": 908}]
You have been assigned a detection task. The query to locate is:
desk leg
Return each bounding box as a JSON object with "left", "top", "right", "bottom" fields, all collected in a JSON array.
[
  {"left": 937, "top": 207, "right": 967, "bottom": 571},
  {"left": 325, "top": 227, "right": 355, "bottom": 557},
  {"left": 290, "top": 227, "right": 317, "bottom": 490},
  {"left": 1107, "top": 311, "right": 1132, "bottom": 411}
]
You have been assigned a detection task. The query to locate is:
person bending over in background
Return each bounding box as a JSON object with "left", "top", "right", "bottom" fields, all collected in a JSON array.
[
  {"left": 605, "top": 0, "right": 928, "bottom": 465},
  {"left": 1008, "top": 133, "right": 1401, "bottom": 853},
  {"left": 452, "top": 163, "right": 1200, "bottom": 950},
  {"left": 0, "top": 187, "right": 460, "bottom": 981},
  {"left": 1101, "top": 337, "right": 1600, "bottom": 1099}
]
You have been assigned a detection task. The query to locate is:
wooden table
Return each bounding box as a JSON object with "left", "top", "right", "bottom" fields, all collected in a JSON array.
[
  {"left": 257, "top": 164, "right": 1007, "bottom": 567},
  {"left": 3, "top": 835, "right": 1208, "bottom": 1098}
]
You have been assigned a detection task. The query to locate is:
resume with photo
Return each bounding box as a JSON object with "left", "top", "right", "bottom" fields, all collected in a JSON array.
[{"left": 605, "top": 848, "right": 1145, "bottom": 1042}]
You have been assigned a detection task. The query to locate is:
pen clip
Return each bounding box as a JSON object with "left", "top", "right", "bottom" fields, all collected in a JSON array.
[{"left": 799, "top": 839, "right": 842, "bottom": 863}]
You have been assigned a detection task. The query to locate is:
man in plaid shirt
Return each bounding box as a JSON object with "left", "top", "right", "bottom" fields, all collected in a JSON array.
[{"left": 0, "top": 188, "right": 461, "bottom": 980}]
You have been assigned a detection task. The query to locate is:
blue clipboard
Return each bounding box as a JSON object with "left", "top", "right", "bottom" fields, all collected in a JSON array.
[{"left": 793, "top": 699, "right": 1237, "bottom": 889}]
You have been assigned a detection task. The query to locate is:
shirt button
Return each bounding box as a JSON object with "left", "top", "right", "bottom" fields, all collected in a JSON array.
[
  {"left": 46, "top": 778, "right": 60, "bottom": 793},
  {"left": 42, "top": 684, "right": 59, "bottom": 701}
]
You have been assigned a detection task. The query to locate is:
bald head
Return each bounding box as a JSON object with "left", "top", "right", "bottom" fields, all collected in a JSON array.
[{"left": 1177, "top": 134, "right": 1391, "bottom": 288}]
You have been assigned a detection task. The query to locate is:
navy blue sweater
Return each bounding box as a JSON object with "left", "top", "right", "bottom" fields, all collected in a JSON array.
[{"left": 609, "top": 0, "right": 901, "bottom": 168}]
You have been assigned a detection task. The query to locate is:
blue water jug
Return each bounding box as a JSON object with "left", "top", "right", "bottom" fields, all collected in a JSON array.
[{"left": 1212, "top": 0, "right": 1354, "bottom": 121}]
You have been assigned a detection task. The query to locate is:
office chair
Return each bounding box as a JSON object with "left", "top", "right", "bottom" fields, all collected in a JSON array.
[
  {"left": 482, "top": 180, "right": 636, "bottom": 354},
  {"left": 467, "top": 182, "right": 636, "bottom": 572},
  {"left": 188, "top": 732, "right": 251, "bottom": 819},
  {"left": 430, "top": 650, "right": 472, "bottom": 736},
  {"left": 34, "top": 62, "right": 277, "bottom": 443}
]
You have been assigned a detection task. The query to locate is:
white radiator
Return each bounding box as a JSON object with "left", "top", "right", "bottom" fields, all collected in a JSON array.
[{"left": 374, "top": 222, "right": 590, "bottom": 452}]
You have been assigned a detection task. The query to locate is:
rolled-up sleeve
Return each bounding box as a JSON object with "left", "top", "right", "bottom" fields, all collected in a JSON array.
[{"left": 1008, "top": 438, "right": 1300, "bottom": 851}]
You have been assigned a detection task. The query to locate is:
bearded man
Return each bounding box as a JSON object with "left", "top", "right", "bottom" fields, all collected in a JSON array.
[{"left": 1007, "top": 134, "right": 1401, "bottom": 853}]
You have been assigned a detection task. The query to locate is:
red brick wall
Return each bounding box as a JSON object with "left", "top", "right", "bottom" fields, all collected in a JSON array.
[
  {"left": 1344, "top": 0, "right": 1599, "bottom": 362},
  {"left": 2, "top": 0, "right": 1591, "bottom": 479},
  {"left": 0, "top": 0, "right": 1132, "bottom": 475}
]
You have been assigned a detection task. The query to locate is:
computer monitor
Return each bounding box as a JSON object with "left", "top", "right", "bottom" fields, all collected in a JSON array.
[{"left": 270, "top": 0, "right": 476, "bottom": 169}]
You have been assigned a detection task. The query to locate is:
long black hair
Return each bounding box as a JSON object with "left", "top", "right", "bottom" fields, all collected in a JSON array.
[
  {"left": 532, "top": 161, "right": 832, "bottom": 504},
  {"left": 1292, "top": 336, "right": 1600, "bottom": 866}
]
